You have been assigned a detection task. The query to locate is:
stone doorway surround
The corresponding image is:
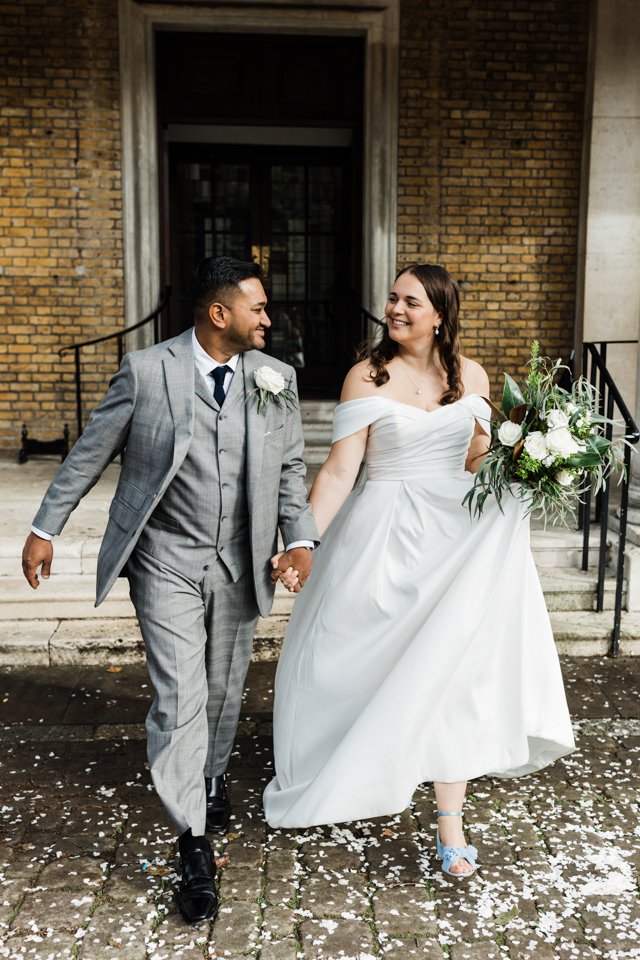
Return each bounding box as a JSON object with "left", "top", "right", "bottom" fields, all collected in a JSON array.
[{"left": 118, "top": 0, "right": 400, "bottom": 349}]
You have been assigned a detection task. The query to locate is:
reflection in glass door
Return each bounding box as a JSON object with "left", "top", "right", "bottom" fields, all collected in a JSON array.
[{"left": 168, "top": 145, "right": 358, "bottom": 394}]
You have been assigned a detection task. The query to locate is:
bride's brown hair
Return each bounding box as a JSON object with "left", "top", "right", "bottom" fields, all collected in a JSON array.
[{"left": 360, "top": 263, "right": 463, "bottom": 405}]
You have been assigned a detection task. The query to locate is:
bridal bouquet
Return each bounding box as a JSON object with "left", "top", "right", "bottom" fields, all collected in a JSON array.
[{"left": 463, "top": 341, "right": 625, "bottom": 525}]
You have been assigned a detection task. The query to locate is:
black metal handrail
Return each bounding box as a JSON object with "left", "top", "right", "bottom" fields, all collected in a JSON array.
[
  {"left": 580, "top": 340, "right": 640, "bottom": 656},
  {"left": 59, "top": 287, "right": 171, "bottom": 438}
]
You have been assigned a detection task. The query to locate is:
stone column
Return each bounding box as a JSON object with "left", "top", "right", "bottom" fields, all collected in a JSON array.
[
  {"left": 575, "top": 0, "right": 640, "bottom": 606},
  {"left": 576, "top": 0, "right": 640, "bottom": 417}
]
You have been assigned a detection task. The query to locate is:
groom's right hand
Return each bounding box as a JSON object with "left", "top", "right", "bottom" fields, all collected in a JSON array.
[{"left": 22, "top": 532, "right": 53, "bottom": 589}]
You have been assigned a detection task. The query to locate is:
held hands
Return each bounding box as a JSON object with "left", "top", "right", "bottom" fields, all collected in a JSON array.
[
  {"left": 270, "top": 547, "right": 313, "bottom": 593},
  {"left": 22, "top": 532, "right": 53, "bottom": 589}
]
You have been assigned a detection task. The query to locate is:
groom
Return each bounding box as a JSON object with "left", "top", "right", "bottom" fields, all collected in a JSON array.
[{"left": 21, "top": 257, "right": 319, "bottom": 923}]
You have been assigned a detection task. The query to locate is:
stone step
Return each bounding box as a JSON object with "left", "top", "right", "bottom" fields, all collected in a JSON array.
[
  {"left": 2, "top": 567, "right": 622, "bottom": 618},
  {"left": 300, "top": 400, "right": 337, "bottom": 422},
  {"left": 609, "top": 510, "right": 640, "bottom": 548},
  {"left": 301, "top": 424, "right": 334, "bottom": 443},
  {"left": 2, "top": 592, "right": 635, "bottom": 665},
  {"left": 529, "top": 527, "right": 605, "bottom": 569},
  {"left": 0, "top": 575, "right": 295, "bottom": 621},
  {"left": 303, "top": 447, "right": 332, "bottom": 467},
  {"left": 538, "top": 567, "right": 624, "bottom": 611},
  {"left": 0, "top": 536, "right": 100, "bottom": 577},
  {"left": 0, "top": 614, "right": 289, "bottom": 666},
  {"left": 549, "top": 610, "right": 640, "bottom": 655}
]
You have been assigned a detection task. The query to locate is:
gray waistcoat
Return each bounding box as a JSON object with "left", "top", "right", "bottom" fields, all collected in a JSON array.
[{"left": 135, "top": 360, "right": 251, "bottom": 583}]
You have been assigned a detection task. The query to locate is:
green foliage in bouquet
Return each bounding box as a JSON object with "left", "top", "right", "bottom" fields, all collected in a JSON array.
[{"left": 463, "top": 341, "right": 627, "bottom": 525}]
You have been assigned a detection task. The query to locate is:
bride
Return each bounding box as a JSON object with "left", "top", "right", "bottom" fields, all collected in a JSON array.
[{"left": 263, "top": 263, "right": 575, "bottom": 878}]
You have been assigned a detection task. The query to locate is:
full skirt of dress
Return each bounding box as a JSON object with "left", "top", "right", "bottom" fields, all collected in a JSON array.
[{"left": 263, "top": 396, "right": 575, "bottom": 828}]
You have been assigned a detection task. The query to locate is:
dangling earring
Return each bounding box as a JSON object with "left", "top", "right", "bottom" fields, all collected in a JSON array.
[{"left": 435, "top": 326, "right": 441, "bottom": 337}]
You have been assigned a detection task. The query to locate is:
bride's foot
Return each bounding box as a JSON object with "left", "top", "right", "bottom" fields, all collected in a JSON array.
[{"left": 436, "top": 811, "right": 477, "bottom": 878}]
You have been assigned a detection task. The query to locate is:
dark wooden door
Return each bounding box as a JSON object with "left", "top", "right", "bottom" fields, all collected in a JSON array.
[{"left": 168, "top": 145, "right": 359, "bottom": 394}]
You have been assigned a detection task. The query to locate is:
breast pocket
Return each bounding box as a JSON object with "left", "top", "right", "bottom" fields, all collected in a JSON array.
[{"left": 263, "top": 423, "right": 285, "bottom": 446}]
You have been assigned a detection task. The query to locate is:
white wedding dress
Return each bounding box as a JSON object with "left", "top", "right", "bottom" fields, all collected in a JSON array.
[{"left": 263, "top": 396, "right": 575, "bottom": 828}]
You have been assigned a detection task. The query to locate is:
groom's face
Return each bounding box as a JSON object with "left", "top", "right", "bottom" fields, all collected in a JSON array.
[{"left": 221, "top": 278, "right": 271, "bottom": 353}]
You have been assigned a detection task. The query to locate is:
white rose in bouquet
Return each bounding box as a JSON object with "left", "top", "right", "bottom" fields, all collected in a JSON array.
[
  {"left": 545, "top": 408, "right": 569, "bottom": 429},
  {"left": 556, "top": 469, "right": 575, "bottom": 487},
  {"left": 497, "top": 421, "right": 523, "bottom": 446},
  {"left": 523, "top": 431, "right": 548, "bottom": 462},
  {"left": 255, "top": 366, "right": 285, "bottom": 394},
  {"left": 546, "top": 426, "right": 580, "bottom": 458}
]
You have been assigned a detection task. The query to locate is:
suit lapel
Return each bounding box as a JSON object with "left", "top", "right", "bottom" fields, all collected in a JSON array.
[
  {"left": 243, "top": 351, "right": 267, "bottom": 509},
  {"left": 163, "top": 328, "right": 196, "bottom": 465},
  {"left": 223, "top": 354, "right": 246, "bottom": 411},
  {"left": 194, "top": 369, "right": 218, "bottom": 411}
]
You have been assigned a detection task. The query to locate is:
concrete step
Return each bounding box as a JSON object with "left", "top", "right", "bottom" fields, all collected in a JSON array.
[
  {"left": 301, "top": 424, "right": 333, "bottom": 443},
  {"left": 0, "top": 536, "right": 100, "bottom": 576},
  {"left": 300, "top": 400, "right": 337, "bottom": 422},
  {"left": 1, "top": 564, "right": 619, "bottom": 618},
  {"left": 539, "top": 567, "right": 624, "bottom": 611},
  {"left": 550, "top": 610, "right": 640, "bottom": 655},
  {"left": 303, "top": 447, "right": 332, "bottom": 467},
  {"left": 609, "top": 510, "right": 640, "bottom": 548},
  {"left": 9, "top": 607, "right": 633, "bottom": 665},
  {"left": 0, "top": 574, "right": 296, "bottom": 620},
  {"left": 0, "top": 614, "right": 290, "bottom": 666},
  {"left": 530, "top": 527, "right": 606, "bottom": 569}
]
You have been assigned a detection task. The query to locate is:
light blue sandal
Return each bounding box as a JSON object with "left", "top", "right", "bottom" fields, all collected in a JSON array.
[{"left": 436, "top": 811, "right": 478, "bottom": 878}]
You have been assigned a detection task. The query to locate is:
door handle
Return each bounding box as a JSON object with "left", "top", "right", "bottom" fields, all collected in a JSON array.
[
  {"left": 251, "top": 245, "right": 270, "bottom": 285},
  {"left": 261, "top": 245, "right": 270, "bottom": 284}
]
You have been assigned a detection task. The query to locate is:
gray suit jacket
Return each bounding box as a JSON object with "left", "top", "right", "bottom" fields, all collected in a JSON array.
[{"left": 33, "top": 329, "right": 319, "bottom": 617}]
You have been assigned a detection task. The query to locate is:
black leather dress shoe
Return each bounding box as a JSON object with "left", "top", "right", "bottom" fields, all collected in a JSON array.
[
  {"left": 205, "top": 774, "right": 232, "bottom": 834},
  {"left": 176, "top": 841, "right": 218, "bottom": 923}
]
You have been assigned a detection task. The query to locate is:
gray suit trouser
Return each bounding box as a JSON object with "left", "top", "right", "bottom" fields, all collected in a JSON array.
[{"left": 127, "top": 546, "right": 260, "bottom": 836}]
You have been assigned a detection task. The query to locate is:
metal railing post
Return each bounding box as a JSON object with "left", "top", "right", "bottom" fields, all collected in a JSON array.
[
  {"left": 595, "top": 391, "right": 615, "bottom": 610},
  {"left": 611, "top": 440, "right": 632, "bottom": 656},
  {"left": 74, "top": 346, "right": 82, "bottom": 439},
  {"left": 59, "top": 288, "right": 171, "bottom": 436},
  {"left": 580, "top": 339, "right": 640, "bottom": 655}
]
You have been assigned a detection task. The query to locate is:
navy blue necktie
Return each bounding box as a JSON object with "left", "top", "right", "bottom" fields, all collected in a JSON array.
[{"left": 211, "top": 365, "right": 231, "bottom": 407}]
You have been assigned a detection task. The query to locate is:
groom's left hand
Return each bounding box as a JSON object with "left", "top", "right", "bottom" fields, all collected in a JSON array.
[{"left": 270, "top": 547, "right": 313, "bottom": 592}]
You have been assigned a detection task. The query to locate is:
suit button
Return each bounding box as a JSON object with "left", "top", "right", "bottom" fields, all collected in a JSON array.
[
  {"left": 219, "top": 546, "right": 225, "bottom": 552},
  {"left": 221, "top": 516, "right": 227, "bottom": 522},
  {"left": 222, "top": 482, "right": 229, "bottom": 489},
  {"left": 219, "top": 448, "right": 225, "bottom": 454},
  {"left": 203, "top": 564, "right": 210, "bottom": 571}
]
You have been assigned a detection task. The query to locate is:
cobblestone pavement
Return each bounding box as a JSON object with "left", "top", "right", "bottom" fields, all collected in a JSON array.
[{"left": 0, "top": 657, "right": 638, "bottom": 960}]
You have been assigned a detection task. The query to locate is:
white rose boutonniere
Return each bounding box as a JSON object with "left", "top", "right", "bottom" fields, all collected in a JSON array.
[{"left": 252, "top": 365, "right": 298, "bottom": 414}]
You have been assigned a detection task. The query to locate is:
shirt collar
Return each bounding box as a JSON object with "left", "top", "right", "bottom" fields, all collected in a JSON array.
[{"left": 191, "top": 328, "right": 240, "bottom": 378}]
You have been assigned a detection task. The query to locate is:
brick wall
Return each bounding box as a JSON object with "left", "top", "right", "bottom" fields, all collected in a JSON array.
[
  {"left": 0, "top": 0, "right": 122, "bottom": 453},
  {"left": 397, "top": 0, "right": 589, "bottom": 390},
  {"left": 0, "top": 0, "right": 589, "bottom": 453}
]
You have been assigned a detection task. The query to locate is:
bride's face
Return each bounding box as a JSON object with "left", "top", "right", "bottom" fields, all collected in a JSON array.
[{"left": 385, "top": 273, "right": 441, "bottom": 345}]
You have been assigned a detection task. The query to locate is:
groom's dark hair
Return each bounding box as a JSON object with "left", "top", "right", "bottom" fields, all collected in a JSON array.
[{"left": 191, "top": 256, "right": 261, "bottom": 318}]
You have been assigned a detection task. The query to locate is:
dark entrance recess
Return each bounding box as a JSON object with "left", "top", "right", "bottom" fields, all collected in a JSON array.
[{"left": 156, "top": 32, "right": 364, "bottom": 396}]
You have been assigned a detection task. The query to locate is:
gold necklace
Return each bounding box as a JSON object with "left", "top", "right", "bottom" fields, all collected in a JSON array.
[{"left": 399, "top": 355, "right": 429, "bottom": 396}]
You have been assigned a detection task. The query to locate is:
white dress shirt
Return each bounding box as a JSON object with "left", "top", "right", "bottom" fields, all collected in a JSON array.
[{"left": 33, "top": 330, "right": 314, "bottom": 554}]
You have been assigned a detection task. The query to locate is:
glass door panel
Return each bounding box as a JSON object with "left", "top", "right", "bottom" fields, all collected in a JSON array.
[{"left": 169, "top": 144, "right": 357, "bottom": 394}]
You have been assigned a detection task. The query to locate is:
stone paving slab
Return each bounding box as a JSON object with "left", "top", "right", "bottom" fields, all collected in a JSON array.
[{"left": 0, "top": 657, "right": 639, "bottom": 960}]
